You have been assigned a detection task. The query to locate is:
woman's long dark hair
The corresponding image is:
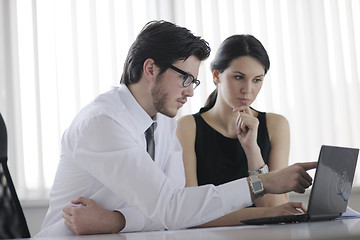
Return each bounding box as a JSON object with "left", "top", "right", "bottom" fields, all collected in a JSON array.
[{"left": 203, "top": 35, "right": 270, "bottom": 111}]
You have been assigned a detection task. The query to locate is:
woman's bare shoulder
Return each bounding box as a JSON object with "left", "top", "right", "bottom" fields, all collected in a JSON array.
[
  {"left": 176, "top": 114, "right": 197, "bottom": 140},
  {"left": 266, "top": 112, "right": 289, "bottom": 128},
  {"left": 177, "top": 114, "right": 196, "bottom": 129},
  {"left": 265, "top": 112, "right": 290, "bottom": 141}
]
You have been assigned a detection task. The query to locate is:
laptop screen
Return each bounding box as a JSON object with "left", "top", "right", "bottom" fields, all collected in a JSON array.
[{"left": 307, "top": 145, "right": 359, "bottom": 220}]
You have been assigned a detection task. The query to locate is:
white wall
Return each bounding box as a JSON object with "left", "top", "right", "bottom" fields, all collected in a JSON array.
[{"left": 23, "top": 205, "right": 48, "bottom": 237}]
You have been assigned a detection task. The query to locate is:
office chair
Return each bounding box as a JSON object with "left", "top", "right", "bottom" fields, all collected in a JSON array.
[{"left": 0, "top": 113, "right": 31, "bottom": 239}]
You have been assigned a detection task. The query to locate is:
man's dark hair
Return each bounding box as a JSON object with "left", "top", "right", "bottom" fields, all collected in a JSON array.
[{"left": 120, "top": 20, "right": 211, "bottom": 85}]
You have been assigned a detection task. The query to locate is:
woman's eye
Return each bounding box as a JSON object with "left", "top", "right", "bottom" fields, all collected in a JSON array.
[
  {"left": 234, "top": 75, "right": 244, "bottom": 80},
  {"left": 254, "top": 78, "right": 263, "bottom": 83}
]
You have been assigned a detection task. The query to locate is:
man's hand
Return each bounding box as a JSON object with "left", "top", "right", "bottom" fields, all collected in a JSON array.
[
  {"left": 240, "top": 202, "right": 307, "bottom": 223},
  {"left": 266, "top": 202, "right": 307, "bottom": 216},
  {"left": 259, "top": 162, "right": 317, "bottom": 194},
  {"left": 62, "top": 197, "right": 125, "bottom": 235}
]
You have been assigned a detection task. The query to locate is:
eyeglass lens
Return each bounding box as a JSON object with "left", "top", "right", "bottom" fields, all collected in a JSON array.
[
  {"left": 183, "top": 75, "right": 195, "bottom": 87},
  {"left": 169, "top": 65, "right": 199, "bottom": 89}
]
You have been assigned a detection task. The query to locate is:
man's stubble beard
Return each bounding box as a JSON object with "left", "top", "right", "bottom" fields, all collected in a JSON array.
[{"left": 151, "top": 74, "right": 177, "bottom": 118}]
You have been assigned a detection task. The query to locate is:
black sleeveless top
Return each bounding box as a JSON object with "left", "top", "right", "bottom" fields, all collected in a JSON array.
[{"left": 193, "top": 108, "right": 271, "bottom": 186}]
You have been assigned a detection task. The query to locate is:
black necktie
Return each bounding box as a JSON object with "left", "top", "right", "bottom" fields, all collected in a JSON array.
[{"left": 145, "top": 123, "right": 155, "bottom": 160}]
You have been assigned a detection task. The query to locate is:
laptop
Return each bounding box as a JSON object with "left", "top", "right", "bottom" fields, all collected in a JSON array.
[{"left": 242, "top": 145, "right": 359, "bottom": 225}]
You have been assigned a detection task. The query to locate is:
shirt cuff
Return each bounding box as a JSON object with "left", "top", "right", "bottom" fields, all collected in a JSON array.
[
  {"left": 118, "top": 207, "right": 146, "bottom": 232},
  {"left": 218, "top": 178, "right": 253, "bottom": 214}
]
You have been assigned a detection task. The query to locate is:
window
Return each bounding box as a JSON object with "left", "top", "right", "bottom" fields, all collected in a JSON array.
[{"left": 1, "top": 0, "right": 359, "bottom": 200}]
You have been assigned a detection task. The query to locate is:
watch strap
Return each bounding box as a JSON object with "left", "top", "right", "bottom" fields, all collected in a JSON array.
[{"left": 248, "top": 164, "right": 269, "bottom": 176}]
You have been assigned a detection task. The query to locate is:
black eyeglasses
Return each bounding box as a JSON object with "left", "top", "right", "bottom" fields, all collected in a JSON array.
[{"left": 169, "top": 65, "right": 200, "bottom": 90}]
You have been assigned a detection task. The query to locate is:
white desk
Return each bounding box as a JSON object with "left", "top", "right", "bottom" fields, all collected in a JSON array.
[{"left": 26, "top": 218, "right": 360, "bottom": 240}]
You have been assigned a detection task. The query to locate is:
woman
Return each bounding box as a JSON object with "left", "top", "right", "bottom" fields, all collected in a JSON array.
[{"left": 177, "top": 34, "right": 296, "bottom": 227}]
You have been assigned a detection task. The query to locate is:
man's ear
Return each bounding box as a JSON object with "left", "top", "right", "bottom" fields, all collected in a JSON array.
[
  {"left": 212, "top": 69, "right": 220, "bottom": 83},
  {"left": 143, "top": 58, "right": 156, "bottom": 83}
]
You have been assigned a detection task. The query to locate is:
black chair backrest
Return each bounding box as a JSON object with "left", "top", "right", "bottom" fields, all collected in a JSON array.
[{"left": 0, "top": 113, "right": 31, "bottom": 239}]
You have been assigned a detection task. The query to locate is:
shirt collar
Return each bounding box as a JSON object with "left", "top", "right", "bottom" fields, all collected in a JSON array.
[{"left": 117, "top": 84, "right": 156, "bottom": 134}]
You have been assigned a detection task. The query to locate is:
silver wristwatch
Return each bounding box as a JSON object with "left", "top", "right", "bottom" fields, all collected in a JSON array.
[
  {"left": 249, "top": 175, "right": 264, "bottom": 199},
  {"left": 248, "top": 164, "right": 269, "bottom": 176}
]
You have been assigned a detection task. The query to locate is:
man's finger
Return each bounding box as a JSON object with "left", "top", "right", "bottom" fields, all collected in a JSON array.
[
  {"left": 71, "top": 196, "right": 89, "bottom": 206},
  {"left": 71, "top": 197, "right": 82, "bottom": 205},
  {"left": 63, "top": 206, "right": 72, "bottom": 215},
  {"left": 62, "top": 211, "right": 72, "bottom": 222},
  {"left": 296, "top": 161, "right": 317, "bottom": 171},
  {"left": 300, "top": 171, "right": 313, "bottom": 184},
  {"left": 289, "top": 202, "right": 307, "bottom": 212}
]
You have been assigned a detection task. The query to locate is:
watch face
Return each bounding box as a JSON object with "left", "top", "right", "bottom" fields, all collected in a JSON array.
[{"left": 253, "top": 181, "right": 262, "bottom": 191}]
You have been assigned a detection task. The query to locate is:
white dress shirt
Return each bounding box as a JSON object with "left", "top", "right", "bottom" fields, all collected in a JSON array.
[{"left": 36, "top": 85, "right": 252, "bottom": 237}]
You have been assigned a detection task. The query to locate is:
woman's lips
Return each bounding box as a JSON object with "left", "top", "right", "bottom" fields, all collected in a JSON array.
[{"left": 238, "top": 98, "right": 250, "bottom": 105}]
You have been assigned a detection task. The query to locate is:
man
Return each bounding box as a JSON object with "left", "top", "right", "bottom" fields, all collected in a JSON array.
[{"left": 37, "top": 20, "right": 315, "bottom": 237}]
